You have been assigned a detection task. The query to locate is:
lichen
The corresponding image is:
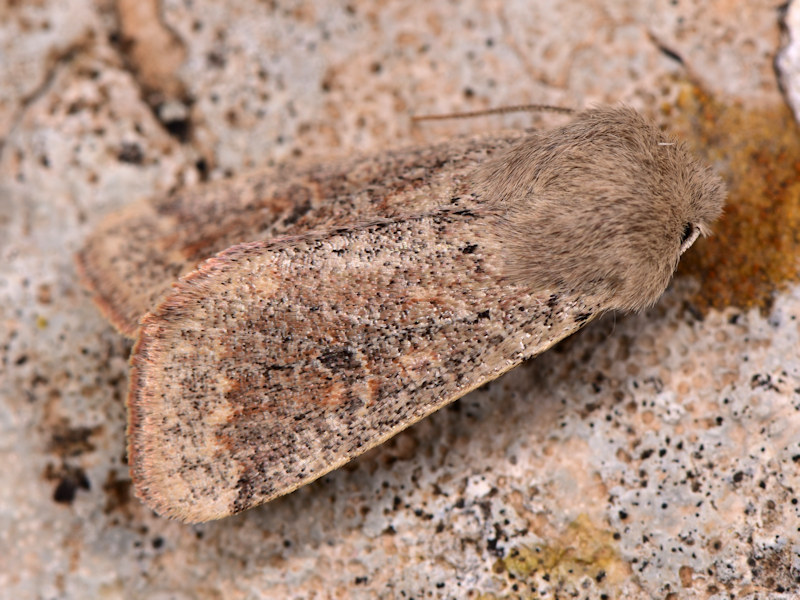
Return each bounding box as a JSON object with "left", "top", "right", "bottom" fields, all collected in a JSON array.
[
  {"left": 671, "top": 84, "right": 800, "bottom": 314},
  {"left": 482, "top": 513, "right": 630, "bottom": 599}
]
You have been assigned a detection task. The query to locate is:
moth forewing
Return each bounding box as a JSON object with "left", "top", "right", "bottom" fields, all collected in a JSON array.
[
  {"left": 75, "top": 134, "right": 528, "bottom": 337},
  {"left": 128, "top": 208, "right": 603, "bottom": 523}
]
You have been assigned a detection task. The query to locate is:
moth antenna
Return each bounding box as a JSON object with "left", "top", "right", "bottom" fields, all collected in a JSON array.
[{"left": 412, "top": 104, "right": 575, "bottom": 122}]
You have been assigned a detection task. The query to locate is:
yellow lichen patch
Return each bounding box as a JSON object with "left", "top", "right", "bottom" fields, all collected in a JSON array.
[
  {"left": 483, "top": 513, "right": 631, "bottom": 598},
  {"left": 671, "top": 84, "right": 800, "bottom": 314}
]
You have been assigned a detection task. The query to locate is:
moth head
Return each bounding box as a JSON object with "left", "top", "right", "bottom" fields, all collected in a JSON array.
[{"left": 477, "top": 105, "right": 726, "bottom": 312}]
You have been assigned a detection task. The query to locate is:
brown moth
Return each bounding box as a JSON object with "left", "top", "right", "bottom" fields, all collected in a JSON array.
[{"left": 77, "top": 107, "right": 725, "bottom": 522}]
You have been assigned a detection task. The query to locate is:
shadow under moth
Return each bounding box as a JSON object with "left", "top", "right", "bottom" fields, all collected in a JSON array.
[{"left": 77, "top": 106, "right": 725, "bottom": 523}]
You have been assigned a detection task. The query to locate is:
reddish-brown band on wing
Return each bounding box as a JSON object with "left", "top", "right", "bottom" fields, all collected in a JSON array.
[
  {"left": 128, "top": 208, "right": 601, "bottom": 523},
  {"left": 75, "top": 134, "right": 526, "bottom": 337}
]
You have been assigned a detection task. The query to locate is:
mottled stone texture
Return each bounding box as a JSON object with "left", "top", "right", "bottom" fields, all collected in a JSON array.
[{"left": 2, "top": 1, "right": 799, "bottom": 599}]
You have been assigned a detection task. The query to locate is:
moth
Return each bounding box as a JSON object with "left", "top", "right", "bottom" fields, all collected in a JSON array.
[{"left": 77, "top": 106, "right": 725, "bottom": 522}]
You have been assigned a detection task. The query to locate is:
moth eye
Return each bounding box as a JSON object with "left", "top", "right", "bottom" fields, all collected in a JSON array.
[{"left": 678, "top": 223, "right": 700, "bottom": 255}]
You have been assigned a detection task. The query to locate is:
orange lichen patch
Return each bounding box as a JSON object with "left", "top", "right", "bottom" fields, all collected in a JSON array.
[{"left": 671, "top": 84, "right": 800, "bottom": 314}]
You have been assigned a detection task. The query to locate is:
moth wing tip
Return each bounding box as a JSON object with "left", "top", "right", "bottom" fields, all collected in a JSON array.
[
  {"left": 131, "top": 474, "right": 238, "bottom": 523},
  {"left": 74, "top": 243, "right": 143, "bottom": 337},
  {"left": 127, "top": 328, "right": 243, "bottom": 524}
]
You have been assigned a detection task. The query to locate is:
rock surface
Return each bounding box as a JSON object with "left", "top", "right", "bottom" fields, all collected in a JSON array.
[{"left": 2, "top": 1, "right": 799, "bottom": 598}]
